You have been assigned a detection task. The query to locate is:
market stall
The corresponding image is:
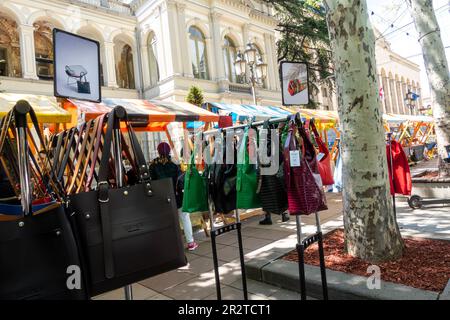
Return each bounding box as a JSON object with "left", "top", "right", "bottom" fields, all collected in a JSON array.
[
  {"left": 383, "top": 113, "right": 435, "bottom": 162},
  {"left": 0, "top": 93, "right": 72, "bottom": 127}
]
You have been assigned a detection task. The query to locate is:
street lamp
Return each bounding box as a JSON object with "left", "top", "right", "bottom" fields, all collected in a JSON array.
[{"left": 234, "top": 40, "right": 268, "bottom": 105}]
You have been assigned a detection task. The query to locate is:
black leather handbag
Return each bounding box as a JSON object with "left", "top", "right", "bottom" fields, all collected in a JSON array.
[
  {"left": 68, "top": 107, "right": 186, "bottom": 296},
  {"left": 0, "top": 101, "right": 85, "bottom": 300},
  {"left": 258, "top": 122, "right": 288, "bottom": 215}
]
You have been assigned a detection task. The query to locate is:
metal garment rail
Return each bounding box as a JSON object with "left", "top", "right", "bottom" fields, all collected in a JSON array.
[
  {"left": 204, "top": 112, "right": 328, "bottom": 300},
  {"left": 111, "top": 106, "right": 133, "bottom": 300}
]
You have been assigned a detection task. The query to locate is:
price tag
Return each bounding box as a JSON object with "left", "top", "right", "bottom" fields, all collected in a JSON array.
[
  {"left": 317, "top": 152, "right": 325, "bottom": 162},
  {"left": 290, "top": 150, "right": 301, "bottom": 167}
]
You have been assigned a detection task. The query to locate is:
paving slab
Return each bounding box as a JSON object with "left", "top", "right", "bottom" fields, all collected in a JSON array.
[
  {"left": 229, "top": 279, "right": 280, "bottom": 297},
  {"left": 139, "top": 269, "right": 197, "bottom": 293},
  {"left": 93, "top": 283, "right": 158, "bottom": 300},
  {"left": 178, "top": 256, "right": 225, "bottom": 275},
  {"left": 162, "top": 277, "right": 218, "bottom": 300}
]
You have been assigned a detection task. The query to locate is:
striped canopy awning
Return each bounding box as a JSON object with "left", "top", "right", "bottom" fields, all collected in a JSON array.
[
  {"left": 64, "top": 98, "right": 219, "bottom": 131},
  {"left": 0, "top": 93, "right": 72, "bottom": 123},
  {"left": 383, "top": 113, "right": 434, "bottom": 124},
  {"left": 205, "top": 102, "right": 292, "bottom": 122}
]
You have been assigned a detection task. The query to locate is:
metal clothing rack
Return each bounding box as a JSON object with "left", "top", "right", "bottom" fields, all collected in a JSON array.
[
  {"left": 15, "top": 101, "right": 33, "bottom": 217},
  {"left": 295, "top": 214, "right": 328, "bottom": 300},
  {"left": 204, "top": 112, "right": 328, "bottom": 300},
  {"left": 111, "top": 106, "right": 133, "bottom": 300},
  {"left": 208, "top": 207, "right": 248, "bottom": 300}
]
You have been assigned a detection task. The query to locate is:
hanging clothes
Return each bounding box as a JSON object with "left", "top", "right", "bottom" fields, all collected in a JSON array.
[
  {"left": 332, "top": 153, "right": 343, "bottom": 193},
  {"left": 258, "top": 122, "right": 288, "bottom": 215},
  {"left": 308, "top": 120, "right": 335, "bottom": 186},
  {"left": 206, "top": 133, "right": 237, "bottom": 214},
  {"left": 182, "top": 147, "right": 209, "bottom": 213},
  {"left": 283, "top": 118, "right": 327, "bottom": 215},
  {"left": 236, "top": 127, "right": 261, "bottom": 209},
  {"left": 386, "top": 139, "right": 412, "bottom": 196}
]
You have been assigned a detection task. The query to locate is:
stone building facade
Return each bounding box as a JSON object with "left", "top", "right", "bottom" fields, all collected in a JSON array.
[
  {"left": 375, "top": 34, "right": 422, "bottom": 115},
  {"left": 0, "top": 0, "right": 282, "bottom": 106}
]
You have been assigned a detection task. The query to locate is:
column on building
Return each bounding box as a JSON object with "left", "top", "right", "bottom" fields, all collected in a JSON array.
[
  {"left": 18, "top": 24, "right": 38, "bottom": 80},
  {"left": 139, "top": 31, "right": 151, "bottom": 89},
  {"left": 270, "top": 34, "right": 280, "bottom": 90},
  {"left": 162, "top": 1, "right": 183, "bottom": 75},
  {"left": 263, "top": 33, "right": 276, "bottom": 91},
  {"left": 103, "top": 41, "right": 118, "bottom": 87},
  {"left": 176, "top": 2, "right": 192, "bottom": 77},
  {"left": 402, "top": 81, "right": 410, "bottom": 115},
  {"left": 382, "top": 75, "right": 392, "bottom": 113},
  {"left": 210, "top": 11, "right": 226, "bottom": 84},
  {"left": 160, "top": 1, "right": 182, "bottom": 78},
  {"left": 389, "top": 76, "right": 399, "bottom": 114},
  {"left": 395, "top": 79, "right": 404, "bottom": 114},
  {"left": 378, "top": 73, "right": 386, "bottom": 113}
]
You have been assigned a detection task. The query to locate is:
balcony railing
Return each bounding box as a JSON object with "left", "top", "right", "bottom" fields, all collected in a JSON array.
[
  {"left": 229, "top": 84, "right": 252, "bottom": 95},
  {"left": 71, "top": 0, "right": 132, "bottom": 15}
]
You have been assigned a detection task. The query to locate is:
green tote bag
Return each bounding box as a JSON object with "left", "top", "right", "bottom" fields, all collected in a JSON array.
[
  {"left": 236, "top": 128, "right": 261, "bottom": 209},
  {"left": 182, "top": 151, "right": 209, "bottom": 213}
]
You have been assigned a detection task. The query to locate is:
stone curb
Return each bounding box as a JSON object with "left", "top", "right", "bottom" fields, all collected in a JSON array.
[
  {"left": 438, "top": 280, "right": 450, "bottom": 300},
  {"left": 246, "top": 257, "right": 441, "bottom": 300}
]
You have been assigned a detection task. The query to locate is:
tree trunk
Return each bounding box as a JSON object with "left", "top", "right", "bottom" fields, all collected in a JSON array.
[
  {"left": 408, "top": 0, "right": 450, "bottom": 177},
  {"left": 324, "top": 0, "right": 404, "bottom": 263}
]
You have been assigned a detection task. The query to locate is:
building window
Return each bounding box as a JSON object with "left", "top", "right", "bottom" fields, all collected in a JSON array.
[
  {"left": 223, "top": 36, "right": 237, "bottom": 83},
  {"left": 0, "top": 47, "right": 7, "bottom": 76},
  {"left": 0, "top": 14, "right": 21, "bottom": 77},
  {"left": 34, "top": 21, "right": 55, "bottom": 81},
  {"left": 322, "top": 87, "right": 328, "bottom": 98},
  {"left": 148, "top": 33, "right": 159, "bottom": 87},
  {"left": 189, "top": 26, "right": 209, "bottom": 80},
  {"left": 116, "top": 42, "right": 136, "bottom": 89}
]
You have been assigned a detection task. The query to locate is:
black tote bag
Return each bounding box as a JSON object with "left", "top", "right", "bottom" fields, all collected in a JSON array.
[
  {"left": 0, "top": 102, "right": 85, "bottom": 300},
  {"left": 258, "top": 121, "right": 288, "bottom": 215},
  {"left": 69, "top": 107, "right": 186, "bottom": 296}
]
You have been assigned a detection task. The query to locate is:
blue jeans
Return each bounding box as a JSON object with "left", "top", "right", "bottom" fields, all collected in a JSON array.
[{"left": 178, "top": 209, "right": 194, "bottom": 243}]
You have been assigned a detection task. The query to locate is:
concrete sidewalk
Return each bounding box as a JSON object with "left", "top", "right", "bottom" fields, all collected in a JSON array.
[{"left": 94, "top": 191, "right": 449, "bottom": 300}]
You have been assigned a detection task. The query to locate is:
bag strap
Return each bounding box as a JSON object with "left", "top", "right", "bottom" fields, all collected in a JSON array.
[{"left": 85, "top": 113, "right": 106, "bottom": 191}]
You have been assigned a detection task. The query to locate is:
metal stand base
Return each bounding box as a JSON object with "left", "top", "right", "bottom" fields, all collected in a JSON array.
[
  {"left": 296, "top": 214, "right": 328, "bottom": 300},
  {"left": 209, "top": 209, "right": 248, "bottom": 300}
]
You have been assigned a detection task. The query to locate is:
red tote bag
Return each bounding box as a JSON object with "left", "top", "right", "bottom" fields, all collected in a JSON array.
[
  {"left": 309, "top": 121, "right": 335, "bottom": 186},
  {"left": 283, "top": 118, "right": 328, "bottom": 215}
]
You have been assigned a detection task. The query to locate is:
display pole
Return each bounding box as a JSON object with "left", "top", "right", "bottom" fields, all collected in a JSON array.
[
  {"left": 315, "top": 212, "right": 328, "bottom": 300},
  {"left": 295, "top": 215, "right": 307, "bottom": 300},
  {"left": 111, "top": 107, "right": 133, "bottom": 301},
  {"left": 387, "top": 133, "right": 397, "bottom": 220},
  {"left": 235, "top": 208, "right": 248, "bottom": 300},
  {"left": 208, "top": 201, "right": 221, "bottom": 300},
  {"left": 14, "top": 101, "right": 33, "bottom": 216}
]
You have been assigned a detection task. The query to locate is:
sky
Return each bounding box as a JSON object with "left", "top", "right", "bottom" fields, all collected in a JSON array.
[{"left": 365, "top": 0, "right": 449, "bottom": 99}]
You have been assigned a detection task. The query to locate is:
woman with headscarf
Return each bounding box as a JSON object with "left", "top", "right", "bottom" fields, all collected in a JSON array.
[{"left": 149, "top": 142, "right": 198, "bottom": 251}]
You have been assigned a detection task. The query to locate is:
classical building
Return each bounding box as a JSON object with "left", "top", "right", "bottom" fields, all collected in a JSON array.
[
  {"left": 303, "top": 30, "right": 424, "bottom": 115},
  {"left": 375, "top": 32, "right": 423, "bottom": 115},
  {"left": 0, "top": 0, "right": 282, "bottom": 106}
]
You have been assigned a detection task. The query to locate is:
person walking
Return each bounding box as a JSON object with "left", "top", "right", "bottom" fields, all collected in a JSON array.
[{"left": 149, "top": 142, "right": 199, "bottom": 251}]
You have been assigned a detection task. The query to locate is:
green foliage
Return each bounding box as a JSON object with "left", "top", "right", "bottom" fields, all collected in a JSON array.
[
  {"left": 263, "top": 0, "right": 334, "bottom": 109},
  {"left": 186, "top": 85, "right": 205, "bottom": 107}
]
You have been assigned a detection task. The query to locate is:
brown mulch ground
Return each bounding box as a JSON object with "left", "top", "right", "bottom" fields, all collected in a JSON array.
[{"left": 283, "top": 229, "right": 450, "bottom": 292}]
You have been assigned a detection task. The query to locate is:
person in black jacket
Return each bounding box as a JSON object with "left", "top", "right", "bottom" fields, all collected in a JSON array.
[{"left": 149, "top": 142, "right": 198, "bottom": 251}]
